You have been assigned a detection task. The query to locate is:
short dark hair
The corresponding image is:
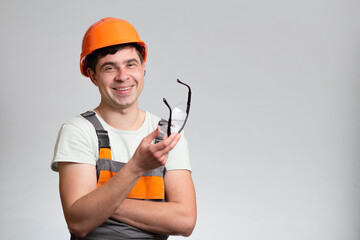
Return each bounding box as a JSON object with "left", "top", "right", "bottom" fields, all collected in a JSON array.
[{"left": 85, "top": 43, "right": 144, "bottom": 74}]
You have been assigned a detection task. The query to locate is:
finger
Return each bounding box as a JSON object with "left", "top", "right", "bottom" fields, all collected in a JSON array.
[
  {"left": 160, "top": 154, "right": 169, "bottom": 166},
  {"left": 152, "top": 132, "right": 178, "bottom": 151},
  {"left": 166, "top": 133, "right": 181, "bottom": 151},
  {"left": 156, "top": 133, "right": 181, "bottom": 156}
]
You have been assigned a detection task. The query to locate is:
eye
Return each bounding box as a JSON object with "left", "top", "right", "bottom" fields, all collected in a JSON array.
[
  {"left": 103, "top": 65, "right": 115, "bottom": 72},
  {"left": 127, "top": 63, "right": 136, "bottom": 68},
  {"left": 126, "top": 60, "right": 139, "bottom": 68}
]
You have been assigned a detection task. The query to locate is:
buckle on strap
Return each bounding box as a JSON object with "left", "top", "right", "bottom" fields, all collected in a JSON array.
[
  {"left": 81, "top": 111, "right": 96, "bottom": 118},
  {"left": 96, "top": 130, "right": 110, "bottom": 149}
]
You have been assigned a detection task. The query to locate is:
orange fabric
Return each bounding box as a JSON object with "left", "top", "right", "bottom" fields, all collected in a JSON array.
[
  {"left": 96, "top": 170, "right": 116, "bottom": 188},
  {"left": 97, "top": 170, "right": 165, "bottom": 199},
  {"left": 127, "top": 176, "right": 165, "bottom": 199},
  {"left": 99, "top": 148, "right": 112, "bottom": 159}
]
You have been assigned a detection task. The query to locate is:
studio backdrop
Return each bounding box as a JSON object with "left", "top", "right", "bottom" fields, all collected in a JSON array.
[{"left": 0, "top": 0, "right": 359, "bottom": 239}]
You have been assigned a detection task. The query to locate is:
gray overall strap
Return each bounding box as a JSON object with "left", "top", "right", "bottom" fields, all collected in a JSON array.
[{"left": 81, "top": 111, "right": 110, "bottom": 149}]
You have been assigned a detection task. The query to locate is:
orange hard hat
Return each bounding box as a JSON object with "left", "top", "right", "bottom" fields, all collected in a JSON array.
[{"left": 80, "top": 17, "right": 147, "bottom": 77}]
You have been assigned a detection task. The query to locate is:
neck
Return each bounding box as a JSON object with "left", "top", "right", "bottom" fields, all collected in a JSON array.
[{"left": 94, "top": 103, "right": 145, "bottom": 131}]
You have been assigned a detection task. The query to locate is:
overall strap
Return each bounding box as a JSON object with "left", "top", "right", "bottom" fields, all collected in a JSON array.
[{"left": 81, "top": 111, "right": 112, "bottom": 159}]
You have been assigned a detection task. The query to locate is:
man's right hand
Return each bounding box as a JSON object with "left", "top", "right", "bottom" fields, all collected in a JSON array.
[{"left": 128, "top": 127, "right": 181, "bottom": 174}]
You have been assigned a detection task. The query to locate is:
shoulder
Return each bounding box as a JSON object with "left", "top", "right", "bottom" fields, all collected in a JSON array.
[
  {"left": 51, "top": 112, "right": 98, "bottom": 171},
  {"left": 59, "top": 113, "right": 99, "bottom": 148},
  {"left": 63, "top": 113, "right": 94, "bottom": 130},
  {"left": 58, "top": 113, "right": 98, "bottom": 137}
]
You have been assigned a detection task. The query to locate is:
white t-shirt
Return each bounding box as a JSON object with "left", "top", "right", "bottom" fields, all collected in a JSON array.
[{"left": 51, "top": 111, "right": 191, "bottom": 172}]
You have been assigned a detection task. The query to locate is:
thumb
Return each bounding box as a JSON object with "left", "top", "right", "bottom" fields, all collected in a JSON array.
[{"left": 144, "top": 127, "right": 161, "bottom": 143}]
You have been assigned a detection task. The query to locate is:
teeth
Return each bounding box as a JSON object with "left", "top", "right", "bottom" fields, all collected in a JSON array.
[{"left": 116, "top": 87, "right": 131, "bottom": 91}]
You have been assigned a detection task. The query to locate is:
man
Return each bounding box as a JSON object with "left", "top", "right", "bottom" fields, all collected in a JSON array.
[{"left": 51, "top": 17, "right": 196, "bottom": 239}]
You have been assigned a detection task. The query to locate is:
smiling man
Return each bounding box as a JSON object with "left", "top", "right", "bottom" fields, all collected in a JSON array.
[{"left": 51, "top": 18, "right": 196, "bottom": 240}]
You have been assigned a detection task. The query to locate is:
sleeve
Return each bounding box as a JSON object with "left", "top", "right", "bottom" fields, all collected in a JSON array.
[
  {"left": 51, "top": 120, "right": 98, "bottom": 172},
  {"left": 165, "top": 131, "right": 192, "bottom": 171}
]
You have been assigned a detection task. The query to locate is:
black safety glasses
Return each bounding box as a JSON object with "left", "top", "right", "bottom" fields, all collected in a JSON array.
[{"left": 162, "top": 79, "right": 192, "bottom": 137}]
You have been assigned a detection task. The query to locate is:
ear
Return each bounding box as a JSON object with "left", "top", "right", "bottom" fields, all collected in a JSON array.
[
  {"left": 142, "top": 62, "right": 146, "bottom": 76},
  {"left": 87, "top": 68, "right": 98, "bottom": 86}
]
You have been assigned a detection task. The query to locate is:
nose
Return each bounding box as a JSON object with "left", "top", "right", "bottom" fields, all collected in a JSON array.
[{"left": 115, "top": 68, "right": 130, "bottom": 81}]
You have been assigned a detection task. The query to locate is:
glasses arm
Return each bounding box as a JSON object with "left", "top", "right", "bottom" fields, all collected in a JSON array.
[
  {"left": 163, "top": 98, "right": 172, "bottom": 137},
  {"left": 177, "top": 79, "right": 192, "bottom": 113},
  {"left": 176, "top": 79, "right": 192, "bottom": 133}
]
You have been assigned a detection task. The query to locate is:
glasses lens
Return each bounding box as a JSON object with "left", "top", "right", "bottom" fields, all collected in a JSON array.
[
  {"left": 171, "top": 101, "right": 187, "bottom": 133},
  {"left": 171, "top": 102, "right": 186, "bottom": 133},
  {"left": 158, "top": 101, "right": 187, "bottom": 137}
]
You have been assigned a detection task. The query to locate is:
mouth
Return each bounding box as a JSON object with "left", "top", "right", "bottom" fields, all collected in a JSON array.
[
  {"left": 113, "top": 86, "right": 133, "bottom": 95},
  {"left": 115, "top": 87, "right": 132, "bottom": 91}
]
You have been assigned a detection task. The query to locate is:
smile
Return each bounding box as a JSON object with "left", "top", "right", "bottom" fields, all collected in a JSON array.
[{"left": 115, "top": 87, "right": 132, "bottom": 91}]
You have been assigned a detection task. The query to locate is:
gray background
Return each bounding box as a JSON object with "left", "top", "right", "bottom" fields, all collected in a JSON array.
[{"left": 1, "top": 0, "right": 359, "bottom": 239}]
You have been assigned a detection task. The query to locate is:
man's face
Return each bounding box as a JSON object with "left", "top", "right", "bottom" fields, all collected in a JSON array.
[{"left": 88, "top": 47, "right": 145, "bottom": 111}]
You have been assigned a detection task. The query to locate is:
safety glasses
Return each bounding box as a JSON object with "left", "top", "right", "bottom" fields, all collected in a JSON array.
[{"left": 161, "top": 79, "right": 192, "bottom": 137}]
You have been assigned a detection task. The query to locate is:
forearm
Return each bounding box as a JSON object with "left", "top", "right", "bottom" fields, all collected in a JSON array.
[
  {"left": 111, "top": 170, "right": 197, "bottom": 237},
  {"left": 60, "top": 162, "right": 142, "bottom": 237},
  {"left": 112, "top": 198, "right": 196, "bottom": 236}
]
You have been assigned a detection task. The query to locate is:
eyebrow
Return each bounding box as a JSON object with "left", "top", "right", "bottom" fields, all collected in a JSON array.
[
  {"left": 99, "top": 58, "right": 140, "bottom": 70},
  {"left": 99, "top": 61, "right": 117, "bottom": 71},
  {"left": 125, "top": 58, "right": 140, "bottom": 65}
]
